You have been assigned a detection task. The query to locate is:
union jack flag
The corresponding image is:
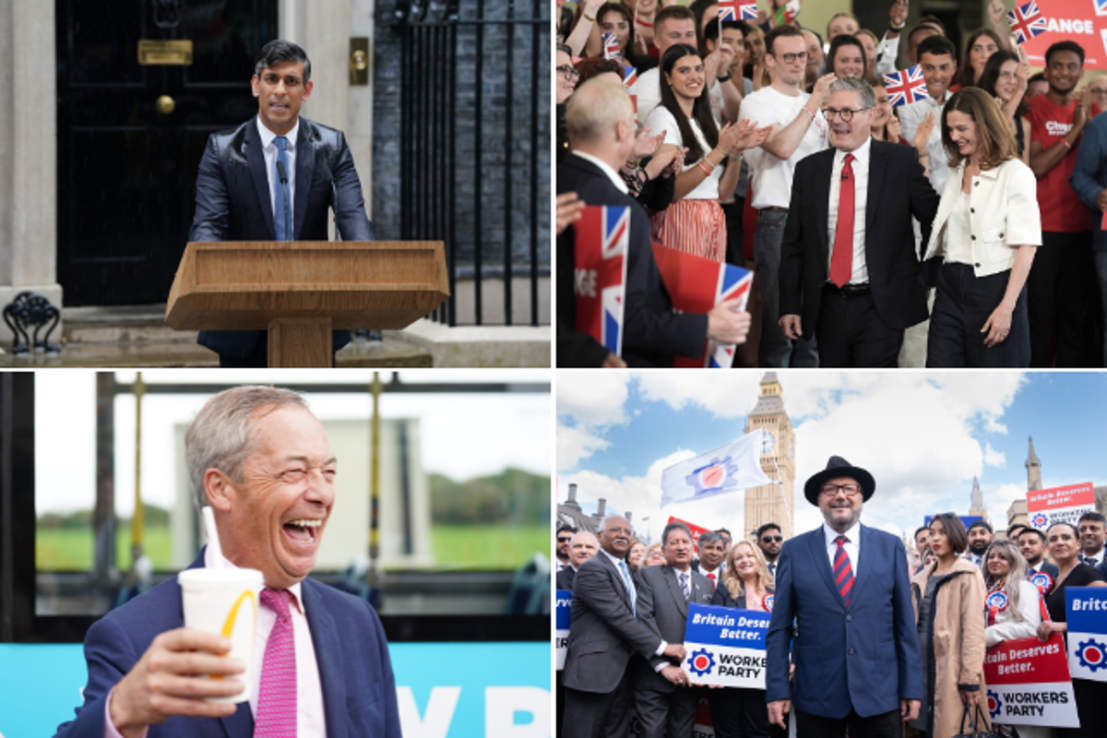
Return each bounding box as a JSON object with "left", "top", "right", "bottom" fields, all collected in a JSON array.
[
  {"left": 739, "top": 3, "right": 759, "bottom": 20},
  {"left": 573, "top": 206, "right": 629, "bottom": 356},
  {"left": 651, "top": 244, "right": 753, "bottom": 368},
  {"left": 883, "top": 65, "right": 928, "bottom": 107},
  {"left": 623, "top": 65, "right": 638, "bottom": 114},
  {"left": 717, "top": 1, "right": 737, "bottom": 21},
  {"left": 1007, "top": 1, "right": 1047, "bottom": 45},
  {"left": 602, "top": 32, "right": 620, "bottom": 60}
]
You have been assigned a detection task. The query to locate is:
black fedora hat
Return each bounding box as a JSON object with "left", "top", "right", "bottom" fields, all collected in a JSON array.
[{"left": 804, "top": 456, "right": 875, "bottom": 505}]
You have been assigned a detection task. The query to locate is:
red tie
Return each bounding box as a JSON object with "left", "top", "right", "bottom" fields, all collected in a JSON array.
[
  {"left": 830, "top": 153, "right": 855, "bottom": 288},
  {"left": 834, "top": 535, "right": 854, "bottom": 607},
  {"left": 707, "top": 572, "right": 716, "bottom": 589}
]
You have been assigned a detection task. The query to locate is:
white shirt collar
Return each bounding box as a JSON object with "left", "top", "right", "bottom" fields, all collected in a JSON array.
[
  {"left": 823, "top": 519, "right": 861, "bottom": 548},
  {"left": 835, "top": 135, "right": 872, "bottom": 167},
  {"left": 600, "top": 547, "right": 628, "bottom": 568},
  {"left": 203, "top": 544, "right": 304, "bottom": 615},
  {"left": 572, "top": 150, "right": 629, "bottom": 194},
  {"left": 256, "top": 116, "right": 299, "bottom": 152}
]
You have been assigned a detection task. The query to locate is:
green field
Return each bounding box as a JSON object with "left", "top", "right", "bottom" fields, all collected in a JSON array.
[{"left": 37, "top": 524, "right": 546, "bottom": 572}]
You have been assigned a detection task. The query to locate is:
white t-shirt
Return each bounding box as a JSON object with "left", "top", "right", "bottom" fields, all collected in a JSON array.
[
  {"left": 637, "top": 67, "right": 726, "bottom": 129},
  {"left": 739, "top": 86, "right": 829, "bottom": 209},
  {"left": 645, "top": 105, "right": 722, "bottom": 200}
]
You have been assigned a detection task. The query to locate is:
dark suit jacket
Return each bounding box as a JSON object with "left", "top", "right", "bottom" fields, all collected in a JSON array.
[
  {"left": 556, "top": 154, "right": 708, "bottom": 367},
  {"left": 562, "top": 552, "right": 664, "bottom": 694},
  {"left": 633, "top": 565, "right": 714, "bottom": 693},
  {"left": 189, "top": 116, "right": 374, "bottom": 360},
  {"left": 779, "top": 139, "right": 940, "bottom": 335},
  {"left": 766, "top": 524, "right": 923, "bottom": 719},
  {"left": 54, "top": 551, "right": 400, "bottom": 738},
  {"left": 1029, "top": 561, "right": 1060, "bottom": 582},
  {"left": 556, "top": 566, "right": 577, "bottom": 592}
]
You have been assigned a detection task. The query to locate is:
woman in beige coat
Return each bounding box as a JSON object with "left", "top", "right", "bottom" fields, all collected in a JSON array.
[{"left": 910, "top": 513, "right": 988, "bottom": 738}]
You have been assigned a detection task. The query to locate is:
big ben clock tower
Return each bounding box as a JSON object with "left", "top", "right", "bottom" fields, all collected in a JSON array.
[{"left": 743, "top": 373, "right": 796, "bottom": 539}]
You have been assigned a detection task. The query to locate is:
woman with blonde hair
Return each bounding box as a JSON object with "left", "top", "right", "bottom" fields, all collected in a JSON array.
[
  {"left": 981, "top": 540, "right": 1047, "bottom": 738},
  {"left": 910, "top": 513, "right": 988, "bottom": 738},
  {"left": 707, "top": 539, "right": 776, "bottom": 738},
  {"left": 644, "top": 542, "right": 667, "bottom": 567},
  {"left": 921, "top": 87, "right": 1041, "bottom": 367}
]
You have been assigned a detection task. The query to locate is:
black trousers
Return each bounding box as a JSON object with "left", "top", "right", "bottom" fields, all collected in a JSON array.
[
  {"left": 707, "top": 686, "right": 785, "bottom": 738},
  {"left": 722, "top": 197, "right": 746, "bottom": 267},
  {"left": 561, "top": 669, "right": 633, "bottom": 738},
  {"left": 927, "top": 263, "right": 1030, "bottom": 368},
  {"left": 1027, "top": 230, "right": 1096, "bottom": 367},
  {"left": 815, "top": 285, "right": 903, "bottom": 367},
  {"left": 634, "top": 680, "right": 700, "bottom": 738},
  {"left": 795, "top": 707, "right": 902, "bottom": 738}
]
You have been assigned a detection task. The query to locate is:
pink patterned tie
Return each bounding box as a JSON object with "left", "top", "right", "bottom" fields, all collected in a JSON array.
[{"left": 255, "top": 588, "right": 297, "bottom": 737}]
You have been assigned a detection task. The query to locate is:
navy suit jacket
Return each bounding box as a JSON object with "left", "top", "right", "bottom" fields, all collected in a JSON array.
[
  {"left": 54, "top": 552, "right": 400, "bottom": 738},
  {"left": 189, "top": 116, "right": 374, "bottom": 360},
  {"left": 765, "top": 523, "right": 923, "bottom": 719}
]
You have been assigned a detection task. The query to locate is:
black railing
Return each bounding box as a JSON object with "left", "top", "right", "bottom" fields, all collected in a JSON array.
[{"left": 393, "top": 0, "right": 549, "bottom": 326}]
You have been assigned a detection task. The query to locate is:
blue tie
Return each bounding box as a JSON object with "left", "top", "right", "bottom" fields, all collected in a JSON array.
[
  {"left": 618, "top": 560, "right": 637, "bottom": 616},
  {"left": 274, "top": 135, "right": 290, "bottom": 240}
]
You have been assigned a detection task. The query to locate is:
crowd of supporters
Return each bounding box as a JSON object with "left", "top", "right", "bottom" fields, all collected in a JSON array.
[
  {"left": 553, "top": 508, "right": 1107, "bottom": 738},
  {"left": 556, "top": 0, "right": 1107, "bottom": 369}
]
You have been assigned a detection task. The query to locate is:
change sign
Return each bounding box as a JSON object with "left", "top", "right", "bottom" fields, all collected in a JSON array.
[
  {"left": 682, "top": 603, "right": 770, "bottom": 689},
  {"left": 983, "top": 634, "right": 1079, "bottom": 728},
  {"left": 1026, "top": 482, "right": 1096, "bottom": 532},
  {"left": 1067, "top": 587, "right": 1107, "bottom": 684},
  {"left": 556, "top": 589, "right": 571, "bottom": 671}
]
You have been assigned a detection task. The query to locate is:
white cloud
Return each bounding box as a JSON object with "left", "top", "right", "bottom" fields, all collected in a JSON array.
[
  {"left": 556, "top": 372, "right": 631, "bottom": 427},
  {"left": 557, "top": 423, "right": 612, "bottom": 471},
  {"left": 983, "top": 443, "right": 1006, "bottom": 468}
]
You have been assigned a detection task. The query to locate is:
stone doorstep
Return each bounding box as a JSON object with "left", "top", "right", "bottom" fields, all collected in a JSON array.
[{"left": 392, "top": 319, "right": 551, "bottom": 368}]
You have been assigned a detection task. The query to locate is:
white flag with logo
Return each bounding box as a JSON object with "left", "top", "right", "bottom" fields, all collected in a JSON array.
[{"left": 660, "top": 430, "right": 773, "bottom": 507}]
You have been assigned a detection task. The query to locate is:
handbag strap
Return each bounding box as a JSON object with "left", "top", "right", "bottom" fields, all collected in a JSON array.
[{"left": 974, "top": 703, "right": 993, "bottom": 735}]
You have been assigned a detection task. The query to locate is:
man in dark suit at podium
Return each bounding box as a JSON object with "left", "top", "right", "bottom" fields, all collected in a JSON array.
[{"left": 189, "top": 39, "right": 374, "bottom": 367}]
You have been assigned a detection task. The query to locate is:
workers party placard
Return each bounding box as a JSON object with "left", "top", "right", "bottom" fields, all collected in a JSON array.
[
  {"left": 983, "top": 634, "right": 1080, "bottom": 728},
  {"left": 1067, "top": 587, "right": 1107, "bottom": 683},
  {"left": 1026, "top": 482, "right": 1096, "bottom": 531},
  {"left": 556, "top": 589, "right": 571, "bottom": 670},
  {"left": 682, "top": 603, "right": 770, "bottom": 689}
]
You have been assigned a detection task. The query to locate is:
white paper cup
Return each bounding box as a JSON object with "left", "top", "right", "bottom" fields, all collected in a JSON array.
[{"left": 178, "top": 567, "right": 264, "bottom": 703}]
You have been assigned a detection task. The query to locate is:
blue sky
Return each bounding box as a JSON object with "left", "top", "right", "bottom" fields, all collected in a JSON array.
[{"left": 557, "top": 372, "right": 1107, "bottom": 543}]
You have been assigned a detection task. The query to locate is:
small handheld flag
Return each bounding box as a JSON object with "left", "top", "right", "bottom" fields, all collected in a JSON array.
[
  {"left": 573, "top": 206, "right": 629, "bottom": 356},
  {"left": 1007, "top": 1, "right": 1047, "bottom": 45},
  {"left": 623, "top": 65, "right": 638, "bottom": 114},
  {"left": 739, "top": 3, "right": 759, "bottom": 20},
  {"left": 775, "top": 0, "right": 799, "bottom": 24},
  {"left": 883, "top": 65, "right": 928, "bottom": 107},
  {"left": 603, "top": 32, "right": 620, "bottom": 60}
]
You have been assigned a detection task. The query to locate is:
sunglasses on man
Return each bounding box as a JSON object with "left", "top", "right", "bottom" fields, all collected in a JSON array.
[{"left": 762, "top": 535, "right": 783, "bottom": 543}]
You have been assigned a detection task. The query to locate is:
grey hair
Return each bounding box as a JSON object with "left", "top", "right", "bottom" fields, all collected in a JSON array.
[
  {"left": 697, "top": 531, "right": 724, "bottom": 549},
  {"left": 662, "top": 521, "right": 693, "bottom": 546},
  {"left": 565, "top": 80, "right": 633, "bottom": 146},
  {"left": 185, "top": 386, "right": 311, "bottom": 511},
  {"left": 829, "top": 76, "right": 875, "bottom": 110},
  {"left": 254, "top": 39, "right": 312, "bottom": 83}
]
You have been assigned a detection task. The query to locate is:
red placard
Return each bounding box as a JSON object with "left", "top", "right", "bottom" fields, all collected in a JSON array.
[
  {"left": 1027, "top": 482, "right": 1095, "bottom": 511},
  {"left": 984, "top": 634, "right": 1072, "bottom": 685},
  {"left": 1021, "top": 0, "right": 1107, "bottom": 70}
]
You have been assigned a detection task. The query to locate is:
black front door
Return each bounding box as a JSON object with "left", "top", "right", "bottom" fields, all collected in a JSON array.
[{"left": 57, "top": 0, "right": 278, "bottom": 306}]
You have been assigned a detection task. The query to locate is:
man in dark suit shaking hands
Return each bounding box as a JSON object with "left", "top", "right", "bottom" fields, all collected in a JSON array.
[
  {"left": 562, "top": 515, "right": 687, "bottom": 738},
  {"left": 766, "top": 456, "right": 923, "bottom": 737},
  {"left": 190, "top": 40, "right": 374, "bottom": 367},
  {"left": 633, "top": 521, "right": 714, "bottom": 738},
  {"left": 779, "top": 77, "right": 939, "bottom": 367}
]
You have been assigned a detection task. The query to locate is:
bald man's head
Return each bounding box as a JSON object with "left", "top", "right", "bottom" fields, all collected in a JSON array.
[
  {"left": 565, "top": 79, "right": 636, "bottom": 165},
  {"left": 569, "top": 531, "right": 599, "bottom": 567}
]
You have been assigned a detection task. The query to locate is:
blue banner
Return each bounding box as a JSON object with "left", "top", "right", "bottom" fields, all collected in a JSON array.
[
  {"left": 683, "top": 603, "right": 770, "bottom": 688},
  {"left": 1066, "top": 586, "right": 1107, "bottom": 683},
  {"left": 556, "top": 589, "right": 571, "bottom": 671},
  {"left": 0, "top": 642, "right": 550, "bottom": 738}
]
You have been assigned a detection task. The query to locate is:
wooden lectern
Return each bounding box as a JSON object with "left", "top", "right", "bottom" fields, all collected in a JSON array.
[{"left": 165, "top": 241, "right": 449, "bottom": 367}]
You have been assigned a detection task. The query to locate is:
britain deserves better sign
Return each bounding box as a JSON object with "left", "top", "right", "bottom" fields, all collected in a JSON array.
[
  {"left": 983, "top": 633, "right": 1079, "bottom": 728},
  {"left": 682, "top": 603, "right": 771, "bottom": 689},
  {"left": 1067, "top": 586, "right": 1107, "bottom": 683}
]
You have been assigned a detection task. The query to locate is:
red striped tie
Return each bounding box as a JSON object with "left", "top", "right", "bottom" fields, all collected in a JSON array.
[{"left": 834, "top": 535, "right": 854, "bottom": 607}]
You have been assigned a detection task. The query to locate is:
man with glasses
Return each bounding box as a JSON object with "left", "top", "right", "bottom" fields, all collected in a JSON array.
[
  {"left": 756, "top": 523, "right": 784, "bottom": 577},
  {"left": 738, "top": 24, "right": 834, "bottom": 369},
  {"left": 556, "top": 524, "right": 577, "bottom": 571},
  {"left": 766, "top": 456, "right": 923, "bottom": 737},
  {"left": 779, "top": 76, "right": 939, "bottom": 367}
]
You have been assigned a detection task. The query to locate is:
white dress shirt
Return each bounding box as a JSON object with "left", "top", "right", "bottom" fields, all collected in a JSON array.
[
  {"left": 823, "top": 520, "right": 861, "bottom": 578},
  {"left": 1081, "top": 549, "right": 1104, "bottom": 568},
  {"left": 898, "top": 90, "right": 952, "bottom": 193},
  {"left": 256, "top": 116, "right": 299, "bottom": 236},
  {"left": 826, "top": 137, "right": 872, "bottom": 285},
  {"left": 105, "top": 547, "right": 327, "bottom": 738}
]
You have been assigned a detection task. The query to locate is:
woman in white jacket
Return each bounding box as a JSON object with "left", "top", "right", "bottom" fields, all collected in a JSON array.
[
  {"left": 983, "top": 540, "right": 1051, "bottom": 738},
  {"left": 920, "top": 87, "right": 1042, "bottom": 367}
]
